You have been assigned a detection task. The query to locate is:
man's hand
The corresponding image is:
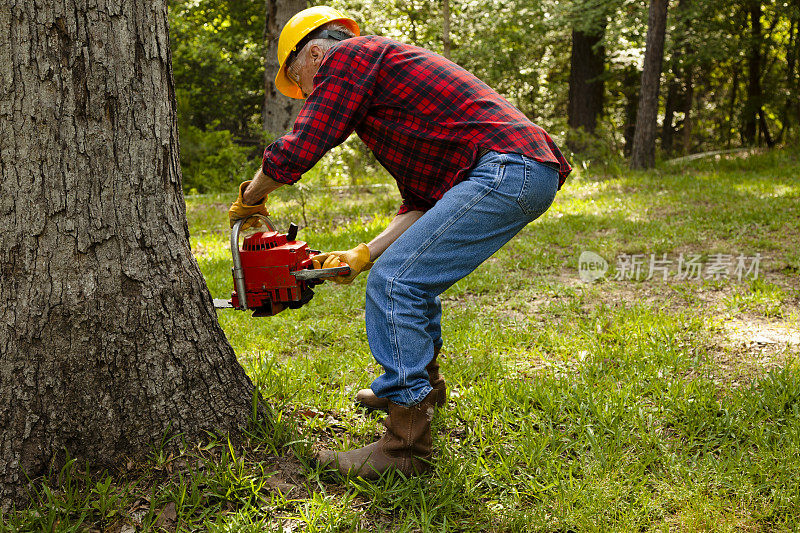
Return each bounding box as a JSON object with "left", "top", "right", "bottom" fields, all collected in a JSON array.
[
  {"left": 313, "top": 243, "right": 373, "bottom": 284},
  {"left": 229, "top": 180, "right": 269, "bottom": 230}
]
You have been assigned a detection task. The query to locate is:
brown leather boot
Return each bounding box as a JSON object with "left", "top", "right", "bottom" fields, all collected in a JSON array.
[
  {"left": 316, "top": 391, "right": 436, "bottom": 479},
  {"left": 355, "top": 347, "right": 447, "bottom": 412}
]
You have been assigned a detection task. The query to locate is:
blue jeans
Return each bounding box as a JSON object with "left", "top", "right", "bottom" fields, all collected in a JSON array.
[{"left": 365, "top": 151, "right": 560, "bottom": 406}]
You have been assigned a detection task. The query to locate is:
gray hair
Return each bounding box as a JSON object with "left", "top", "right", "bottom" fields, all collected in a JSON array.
[{"left": 296, "top": 22, "right": 356, "bottom": 65}]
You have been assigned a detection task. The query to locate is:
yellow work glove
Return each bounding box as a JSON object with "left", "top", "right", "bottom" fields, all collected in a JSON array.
[
  {"left": 228, "top": 180, "right": 269, "bottom": 230},
  {"left": 314, "top": 243, "right": 373, "bottom": 284}
]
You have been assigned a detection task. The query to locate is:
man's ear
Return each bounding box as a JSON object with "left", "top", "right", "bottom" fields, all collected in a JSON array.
[{"left": 308, "top": 44, "right": 324, "bottom": 65}]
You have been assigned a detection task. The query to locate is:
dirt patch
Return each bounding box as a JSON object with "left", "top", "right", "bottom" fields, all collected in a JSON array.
[
  {"left": 723, "top": 318, "right": 800, "bottom": 346},
  {"left": 459, "top": 267, "right": 798, "bottom": 386},
  {"left": 705, "top": 318, "right": 800, "bottom": 388},
  {"left": 577, "top": 274, "right": 799, "bottom": 386}
]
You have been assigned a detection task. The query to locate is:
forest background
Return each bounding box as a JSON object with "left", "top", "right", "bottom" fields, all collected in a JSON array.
[{"left": 169, "top": 0, "right": 800, "bottom": 191}]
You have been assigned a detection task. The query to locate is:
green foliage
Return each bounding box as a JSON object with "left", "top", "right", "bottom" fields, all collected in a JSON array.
[
  {"left": 169, "top": 0, "right": 265, "bottom": 139},
  {"left": 179, "top": 119, "right": 252, "bottom": 194},
  {"left": 169, "top": 0, "right": 268, "bottom": 193},
  {"left": 563, "top": 123, "right": 628, "bottom": 176}
]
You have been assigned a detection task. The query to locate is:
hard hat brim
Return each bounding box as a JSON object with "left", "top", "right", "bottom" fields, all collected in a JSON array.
[{"left": 275, "top": 65, "right": 305, "bottom": 100}]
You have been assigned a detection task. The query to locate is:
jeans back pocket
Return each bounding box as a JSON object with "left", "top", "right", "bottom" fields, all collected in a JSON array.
[{"left": 518, "top": 157, "right": 559, "bottom": 220}]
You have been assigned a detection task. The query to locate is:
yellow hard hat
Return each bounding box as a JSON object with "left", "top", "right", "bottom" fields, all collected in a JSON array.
[{"left": 275, "top": 6, "right": 359, "bottom": 99}]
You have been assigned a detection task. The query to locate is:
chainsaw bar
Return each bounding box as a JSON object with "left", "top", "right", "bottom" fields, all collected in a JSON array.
[{"left": 290, "top": 265, "right": 351, "bottom": 280}]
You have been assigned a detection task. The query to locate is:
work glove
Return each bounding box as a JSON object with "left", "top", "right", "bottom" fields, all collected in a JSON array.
[
  {"left": 313, "top": 243, "right": 373, "bottom": 284},
  {"left": 228, "top": 180, "right": 269, "bottom": 230}
]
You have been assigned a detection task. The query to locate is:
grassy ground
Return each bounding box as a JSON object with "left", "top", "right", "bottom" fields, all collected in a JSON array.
[{"left": 5, "top": 148, "right": 800, "bottom": 532}]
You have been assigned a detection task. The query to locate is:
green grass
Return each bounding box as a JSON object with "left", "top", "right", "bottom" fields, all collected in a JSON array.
[{"left": 5, "top": 147, "right": 800, "bottom": 532}]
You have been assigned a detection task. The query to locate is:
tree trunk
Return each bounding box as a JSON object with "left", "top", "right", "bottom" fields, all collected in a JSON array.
[
  {"left": 442, "top": 0, "right": 452, "bottom": 59},
  {"left": 0, "top": 0, "right": 256, "bottom": 507},
  {"left": 796, "top": 7, "right": 800, "bottom": 130},
  {"left": 662, "top": 78, "right": 679, "bottom": 155},
  {"left": 662, "top": 0, "right": 693, "bottom": 155},
  {"left": 743, "top": 0, "right": 763, "bottom": 145},
  {"left": 681, "top": 65, "right": 694, "bottom": 154},
  {"left": 622, "top": 67, "right": 641, "bottom": 157},
  {"left": 759, "top": 108, "right": 774, "bottom": 146},
  {"left": 778, "top": 18, "right": 797, "bottom": 143},
  {"left": 567, "top": 25, "right": 606, "bottom": 152},
  {"left": 630, "top": 0, "right": 670, "bottom": 169},
  {"left": 727, "top": 65, "right": 740, "bottom": 147},
  {"left": 263, "top": 0, "right": 306, "bottom": 138}
]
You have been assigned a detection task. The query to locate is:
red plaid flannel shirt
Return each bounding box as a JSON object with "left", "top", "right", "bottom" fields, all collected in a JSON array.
[{"left": 263, "top": 36, "right": 571, "bottom": 213}]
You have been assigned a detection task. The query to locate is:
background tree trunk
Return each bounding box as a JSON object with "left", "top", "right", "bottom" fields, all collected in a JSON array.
[
  {"left": 622, "top": 66, "right": 641, "bottom": 157},
  {"left": 263, "top": 0, "right": 307, "bottom": 138},
  {"left": 661, "top": 76, "right": 679, "bottom": 155},
  {"left": 727, "top": 65, "right": 740, "bottom": 147},
  {"left": 442, "top": 0, "right": 452, "bottom": 59},
  {"left": 743, "top": 0, "right": 763, "bottom": 145},
  {"left": 567, "top": 25, "right": 606, "bottom": 152},
  {"left": 630, "top": 0, "right": 670, "bottom": 169},
  {"left": 661, "top": 0, "right": 691, "bottom": 155},
  {"left": 676, "top": 0, "right": 695, "bottom": 155},
  {"left": 681, "top": 65, "right": 694, "bottom": 153},
  {"left": 0, "top": 0, "right": 256, "bottom": 507},
  {"left": 796, "top": 3, "right": 800, "bottom": 130},
  {"left": 777, "top": 20, "right": 794, "bottom": 142}
]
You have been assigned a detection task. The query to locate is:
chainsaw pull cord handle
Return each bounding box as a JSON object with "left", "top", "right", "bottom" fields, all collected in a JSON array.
[{"left": 231, "top": 214, "right": 276, "bottom": 310}]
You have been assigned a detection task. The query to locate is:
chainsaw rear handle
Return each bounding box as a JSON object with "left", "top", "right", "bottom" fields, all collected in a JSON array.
[{"left": 231, "top": 214, "right": 276, "bottom": 310}]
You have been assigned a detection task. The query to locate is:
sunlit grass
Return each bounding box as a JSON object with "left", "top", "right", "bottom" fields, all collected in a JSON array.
[{"left": 7, "top": 147, "right": 800, "bottom": 531}]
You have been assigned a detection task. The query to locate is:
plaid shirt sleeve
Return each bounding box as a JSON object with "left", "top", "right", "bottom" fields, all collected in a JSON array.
[{"left": 261, "top": 45, "right": 377, "bottom": 185}]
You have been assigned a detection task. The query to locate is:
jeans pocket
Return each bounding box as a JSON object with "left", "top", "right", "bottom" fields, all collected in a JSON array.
[
  {"left": 517, "top": 157, "right": 558, "bottom": 219},
  {"left": 470, "top": 155, "right": 506, "bottom": 189},
  {"left": 472, "top": 149, "right": 503, "bottom": 171}
]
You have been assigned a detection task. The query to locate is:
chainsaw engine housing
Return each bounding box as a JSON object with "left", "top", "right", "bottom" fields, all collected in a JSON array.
[{"left": 230, "top": 229, "right": 315, "bottom": 316}]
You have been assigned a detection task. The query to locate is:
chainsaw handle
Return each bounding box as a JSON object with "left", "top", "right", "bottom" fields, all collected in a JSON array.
[{"left": 231, "top": 214, "right": 276, "bottom": 310}]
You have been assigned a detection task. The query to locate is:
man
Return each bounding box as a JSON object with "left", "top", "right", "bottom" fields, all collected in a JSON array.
[{"left": 229, "top": 6, "right": 571, "bottom": 479}]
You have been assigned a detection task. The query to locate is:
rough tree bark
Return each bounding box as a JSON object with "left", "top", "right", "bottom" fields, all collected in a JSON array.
[
  {"left": 567, "top": 23, "right": 606, "bottom": 152},
  {"left": 630, "top": 0, "right": 670, "bottom": 169},
  {"left": 0, "top": 0, "right": 256, "bottom": 507},
  {"left": 263, "top": 0, "right": 307, "bottom": 138}
]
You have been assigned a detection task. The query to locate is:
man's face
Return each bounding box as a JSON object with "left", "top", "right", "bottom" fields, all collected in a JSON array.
[{"left": 287, "top": 44, "right": 324, "bottom": 99}]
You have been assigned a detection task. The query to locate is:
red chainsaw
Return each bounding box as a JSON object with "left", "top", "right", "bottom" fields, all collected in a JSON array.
[{"left": 213, "top": 214, "right": 349, "bottom": 317}]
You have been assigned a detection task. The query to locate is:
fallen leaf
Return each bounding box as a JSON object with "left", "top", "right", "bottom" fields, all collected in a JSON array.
[{"left": 154, "top": 502, "right": 177, "bottom": 530}]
